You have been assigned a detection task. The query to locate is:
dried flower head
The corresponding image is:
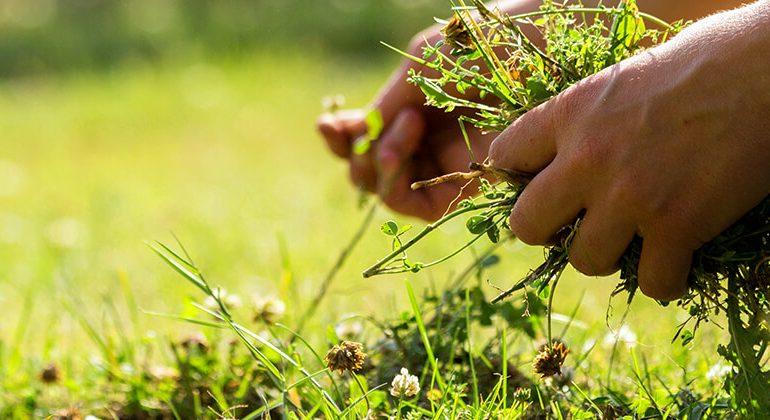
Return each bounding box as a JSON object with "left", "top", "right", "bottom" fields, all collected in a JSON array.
[
  {"left": 253, "top": 295, "right": 286, "bottom": 324},
  {"left": 324, "top": 341, "right": 366, "bottom": 374},
  {"left": 40, "top": 362, "right": 61, "bottom": 384},
  {"left": 52, "top": 406, "right": 82, "bottom": 420},
  {"left": 441, "top": 14, "right": 473, "bottom": 51},
  {"left": 533, "top": 341, "right": 570, "bottom": 378},
  {"left": 390, "top": 367, "right": 420, "bottom": 398},
  {"left": 179, "top": 332, "right": 209, "bottom": 353}
]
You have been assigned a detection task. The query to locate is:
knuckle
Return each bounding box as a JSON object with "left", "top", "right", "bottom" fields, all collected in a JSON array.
[{"left": 568, "top": 135, "right": 609, "bottom": 175}]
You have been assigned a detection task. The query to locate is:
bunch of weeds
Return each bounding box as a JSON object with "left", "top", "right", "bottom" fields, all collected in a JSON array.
[{"left": 360, "top": 0, "right": 770, "bottom": 416}]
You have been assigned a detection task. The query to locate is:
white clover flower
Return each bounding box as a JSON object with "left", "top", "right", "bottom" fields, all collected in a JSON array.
[
  {"left": 335, "top": 320, "right": 364, "bottom": 340},
  {"left": 705, "top": 362, "right": 733, "bottom": 381},
  {"left": 203, "top": 289, "right": 242, "bottom": 311},
  {"left": 390, "top": 367, "right": 420, "bottom": 398},
  {"left": 253, "top": 295, "right": 286, "bottom": 324},
  {"left": 603, "top": 325, "right": 637, "bottom": 348}
]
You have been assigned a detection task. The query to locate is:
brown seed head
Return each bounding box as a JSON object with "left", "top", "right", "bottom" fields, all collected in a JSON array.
[
  {"left": 40, "top": 362, "right": 61, "bottom": 384},
  {"left": 180, "top": 332, "right": 209, "bottom": 353},
  {"left": 533, "top": 341, "right": 569, "bottom": 379},
  {"left": 441, "top": 14, "right": 473, "bottom": 51},
  {"left": 324, "top": 341, "right": 366, "bottom": 374}
]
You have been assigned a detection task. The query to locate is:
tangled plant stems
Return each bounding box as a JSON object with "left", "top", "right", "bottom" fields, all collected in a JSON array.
[{"left": 362, "top": 0, "right": 770, "bottom": 415}]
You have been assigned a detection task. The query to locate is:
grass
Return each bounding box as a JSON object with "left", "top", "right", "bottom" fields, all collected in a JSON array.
[{"left": 0, "top": 51, "right": 737, "bottom": 417}]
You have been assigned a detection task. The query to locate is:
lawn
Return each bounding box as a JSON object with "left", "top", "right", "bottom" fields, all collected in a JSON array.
[{"left": 0, "top": 52, "right": 734, "bottom": 417}]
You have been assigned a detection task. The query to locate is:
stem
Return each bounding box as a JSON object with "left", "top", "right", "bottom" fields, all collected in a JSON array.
[
  {"left": 546, "top": 272, "right": 562, "bottom": 345},
  {"left": 295, "top": 201, "right": 378, "bottom": 336},
  {"left": 483, "top": 7, "right": 673, "bottom": 30},
  {"left": 351, "top": 372, "right": 371, "bottom": 414},
  {"left": 396, "top": 397, "right": 404, "bottom": 420},
  {"left": 372, "top": 213, "right": 508, "bottom": 276},
  {"left": 363, "top": 200, "right": 504, "bottom": 277}
]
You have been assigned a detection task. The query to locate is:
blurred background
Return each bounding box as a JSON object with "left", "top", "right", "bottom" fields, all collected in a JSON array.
[
  {"left": 0, "top": 0, "right": 717, "bottom": 394},
  {"left": 0, "top": 0, "right": 447, "bottom": 76}
]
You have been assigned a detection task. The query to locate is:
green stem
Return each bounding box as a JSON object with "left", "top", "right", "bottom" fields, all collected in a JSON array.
[
  {"left": 351, "top": 372, "right": 371, "bottom": 414},
  {"left": 295, "top": 201, "right": 378, "bottom": 336},
  {"left": 546, "top": 271, "right": 561, "bottom": 345},
  {"left": 372, "top": 213, "right": 509, "bottom": 276},
  {"left": 363, "top": 200, "right": 506, "bottom": 277},
  {"left": 477, "top": 7, "right": 673, "bottom": 30}
]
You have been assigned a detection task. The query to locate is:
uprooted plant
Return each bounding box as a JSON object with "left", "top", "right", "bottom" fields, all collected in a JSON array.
[{"left": 360, "top": 0, "right": 769, "bottom": 416}]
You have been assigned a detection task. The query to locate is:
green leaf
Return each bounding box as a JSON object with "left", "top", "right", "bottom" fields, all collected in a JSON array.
[
  {"left": 364, "top": 108, "right": 383, "bottom": 140},
  {"left": 479, "top": 254, "right": 500, "bottom": 268},
  {"left": 526, "top": 77, "right": 550, "bottom": 102},
  {"left": 679, "top": 330, "right": 694, "bottom": 346},
  {"left": 486, "top": 224, "right": 500, "bottom": 243},
  {"left": 466, "top": 215, "right": 490, "bottom": 235},
  {"left": 380, "top": 220, "right": 399, "bottom": 236},
  {"left": 397, "top": 224, "right": 413, "bottom": 235},
  {"left": 352, "top": 136, "right": 371, "bottom": 155},
  {"left": 351, "top": 108, "right": 384, "bottom": 155}
]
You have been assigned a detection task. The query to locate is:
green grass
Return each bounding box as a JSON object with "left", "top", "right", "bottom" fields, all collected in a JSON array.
[{"left": 0, "top": 53, "right": 735, "bottom": 417}]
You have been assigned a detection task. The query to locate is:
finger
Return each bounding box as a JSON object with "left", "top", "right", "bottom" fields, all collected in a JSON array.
[
  {"left": 375, "top": 107, "right": 459, "bottom": 221},
  {"left": 371, "top": 65, "right": 425, "bottom": 127},
  {"left": 349, "top": 152, "right": 377, "bottom": 193},
  {"left": 508, "top": 157, "right": 585, "bottom": 245},
  {"left": 567, "top": 206, "right": 636, "bottom": 276},
  {"left": 316, "top": 110, "right": 368, "bottom": 158},
  {"left": 488, "top": 103, "right": 559, "bottom": 174},
  {"left": 637, "top": 236, "right": 692, "bottom": 301},
  {"left": 377, "top": 107, "right": 425, "bottom": 193}
]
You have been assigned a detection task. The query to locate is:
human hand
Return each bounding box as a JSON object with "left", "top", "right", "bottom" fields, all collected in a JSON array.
[
  {"left": 488, "top": 2, "right": 770, "bottom": 300},
  {"left": 317, "top": 30, "right": 494, "bottom": 221}
]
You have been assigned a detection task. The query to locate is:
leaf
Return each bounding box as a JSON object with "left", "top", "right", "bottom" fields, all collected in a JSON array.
[
  {"left": 352, "top": 136, "right": 371, "bottom": 155},
  {"left": 679, "top": 330, "right": 694, "bottom": 346},
  {"left": 479, "top": 254, "right": 500, "bottom": 268},
  {"left": 397, "top": 224, "right": 413, "bottom": 235},
  {"left": 364, "top": 107, "right": 383, "bottom": 140},
  {"left": 466, "top": 215, "right": 490, "bottom": 235},
  {"left": 351, "top": 108, "right": 384, "bottom": 155},
  {"left": 722, "top": 277, "right": 770, "bottom": 417},
  {"left": 487, "top": 224, "right": 500, "bottom": 243},
  {"left": 381, "top": 220, "right": 399, "bottom": 236},
  {"left": 526, "top": 77, "right": 550, "bottom": 102}
]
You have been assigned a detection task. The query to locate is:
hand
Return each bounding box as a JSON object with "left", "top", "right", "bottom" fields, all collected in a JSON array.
[
  {"left": 317, "top": 30, "right": 494, "bottom": 221},
  {"left": 488, "top": 2, "right": 770, "bottom": 300}
]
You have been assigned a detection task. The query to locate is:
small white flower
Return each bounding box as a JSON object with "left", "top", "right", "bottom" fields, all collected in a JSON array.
[
  {"left": 335, "top": 320, "right": 364, "bottom": 339},
  {"left": 603, "top": 325, "right": 637, "bottom": 348},
  {"left": 204, "top": 289, "right": 242, "bottom": 310},
  {"left": 253, "top": 295, "right": 286, "bottom": 324},
  {"left": 390, "top": 367, "right": 420, "bottom": 398},
  {"left": 705, "top": 362, "right": 733, "bottom": 381}
]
